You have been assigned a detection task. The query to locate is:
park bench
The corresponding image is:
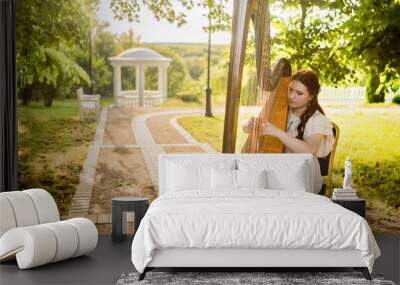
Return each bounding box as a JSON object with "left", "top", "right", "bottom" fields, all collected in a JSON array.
[{"left": 76, "top": 87, "right": 100, "bottom": 121}]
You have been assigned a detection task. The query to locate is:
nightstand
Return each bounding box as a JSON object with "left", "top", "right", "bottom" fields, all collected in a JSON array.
[
  {"left": 332, "top": 198, "right": 366, "bottom": 218},
  {"left": 112, "top": 197, "right": 149, "bottom": 241}
]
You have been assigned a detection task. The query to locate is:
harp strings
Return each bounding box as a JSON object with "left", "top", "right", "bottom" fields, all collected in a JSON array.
[
  {"left": 260, "top": 0, "right": 272, "bottom": 122},
  {"left": 250, "top": 0, "right": 271, "bottom": 152},
  {"left": 248, "top": 1, "right": 260, "bottom": 152}
]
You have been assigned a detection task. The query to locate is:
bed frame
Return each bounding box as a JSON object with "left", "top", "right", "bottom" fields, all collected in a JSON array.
[
  {"left": 139, "top": 248, "right": 371, "bottom": 280},
  {"left": 137, "top": 154, "right": 372, "bottom": 281}
]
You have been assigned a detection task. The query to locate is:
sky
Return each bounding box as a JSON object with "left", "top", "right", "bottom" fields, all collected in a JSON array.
[{"left": 97, "top": 0, "right": 233, "bottom": 44}]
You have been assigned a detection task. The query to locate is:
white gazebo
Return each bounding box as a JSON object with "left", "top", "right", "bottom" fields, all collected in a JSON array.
[{"left": 108, "top": 48, "right": 171, "bottom": 107}]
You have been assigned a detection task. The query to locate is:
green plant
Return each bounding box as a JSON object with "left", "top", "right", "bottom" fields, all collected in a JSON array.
[
  {"left": 352, "top": 160, "right": 400, "bottom": 209},
  {"left": 16, "top": 0, "right": 96, "bottom": 106},
  {"left": 392, "top": 94, "right": 400, "bottom": 104},
  {"left": 174, "top": 79, "right": 204, "bottom": 104},
  {"left": 178, "top": 94, "right": 201, "bottom": 103}
]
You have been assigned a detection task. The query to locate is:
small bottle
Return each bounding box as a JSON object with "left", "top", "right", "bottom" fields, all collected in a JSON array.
[{"left": 343, "top": 157, "right": 352, "bottom": 189}]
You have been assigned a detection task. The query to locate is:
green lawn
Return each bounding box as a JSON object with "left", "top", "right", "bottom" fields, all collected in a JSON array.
[
  {"left": 177, "top": 111, "right": 256, "bottom": 153},
  {"left": 18, "top": 98, "right": 112, "bottom": 216},
  {"left": 177, "top": 105, "right": 400, "bottom": 217},
  {"left": 327, "top": 106, "right": 400, "bottom": 214}
]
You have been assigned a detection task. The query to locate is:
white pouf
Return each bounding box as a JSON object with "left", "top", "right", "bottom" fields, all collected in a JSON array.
[{"left": 0, "top": 189, "right": 98, "bottom": 269}]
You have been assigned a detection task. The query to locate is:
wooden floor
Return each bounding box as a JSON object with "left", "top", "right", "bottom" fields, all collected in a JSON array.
[{"left": 0, "top": 234, "right": 399, "bottom": 285}]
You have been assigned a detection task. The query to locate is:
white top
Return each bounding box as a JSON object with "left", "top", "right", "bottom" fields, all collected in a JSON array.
[
  {"left": 285, "top": 110, "right": 335, "bottom": 158},
  {"left": 108, "top": 47, "right": 172, "bottom": 65}
]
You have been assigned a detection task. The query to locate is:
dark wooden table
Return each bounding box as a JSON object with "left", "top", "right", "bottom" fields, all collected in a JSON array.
[
  {"left": 332, "top": 198, "right": 366, "bottom": 218},
  {"left": 112, "top": 197, "right": 149, "bottom": 241}
]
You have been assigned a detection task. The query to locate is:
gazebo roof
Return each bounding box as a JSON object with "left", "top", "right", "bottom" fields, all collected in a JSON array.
[{"left": 108, "top": 48, "right": 171, "bottom": 64}]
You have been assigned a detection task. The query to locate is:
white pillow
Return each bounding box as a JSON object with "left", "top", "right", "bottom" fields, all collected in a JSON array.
[
  {"left": 211, "top": 168, "right": 236, "bottom": 191},
  {"left": 265, "top": 161, "right": 309, "bottom": 191},
  {"left": 237, "top": 158, "right": 310, "bottom": 192},
  {"left": 168, "top": 162, "right": 211, "bottom": 191},
  {"left": 166, "top": 158, "right": 236, "bottom": 193},
  {"left": 236, "top": 169, "right": 267, "bottom": 189}
]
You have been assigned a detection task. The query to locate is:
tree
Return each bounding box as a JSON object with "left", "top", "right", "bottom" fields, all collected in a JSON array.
[
  {"left": 115, "top": 29, "right": 141, "bottom": 53},
  {"left": 188, "top": 61, "right": 204, "bottom": 80},
  {"left": 16, "top": 0, "right": 97, "bottom": 106},
  {"left": 110, "top": 0, "right": 230, "bottom": 29},
  {"left": 39, "top": 48, "right": 91, "bottom": 106},
  {"left": 93, "top": 26, "right": 119, "bottom": 97},
  {"left": 270, "top": 0, "right": 355, "bottom": 85},
  {"left": 341, "top": 0, "right": 400, "bottom": 102}
]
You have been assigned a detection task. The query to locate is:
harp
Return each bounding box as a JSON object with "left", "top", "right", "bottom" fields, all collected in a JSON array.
[{"left": 222, "top": 0, "right": 292, "bottom": 153}]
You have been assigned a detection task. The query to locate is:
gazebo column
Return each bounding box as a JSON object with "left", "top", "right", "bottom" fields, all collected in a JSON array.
[
  {"left": 136, "top": 64, "right": 144, "bottom": 107},
  {"left": 159, "top": 65, "right": 168, "bottom": 101},
  {"left": 113, "top": 65, "right": 121, "bottom": 105},
  {"left": 135, "top": 64, "right": 139, "bottom": 99},
  {"left": 158, "top": 66, "right": 162, "bottom": 97}
]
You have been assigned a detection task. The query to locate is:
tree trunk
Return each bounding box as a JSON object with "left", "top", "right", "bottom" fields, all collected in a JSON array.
[
  {"left": 366, "top": 72, "right": 385, "bottom": 103},
  {"left": 300, "top": 0, "right": 306, "bottom": 32},
  {"left": 44, "top": 94, "right": 53, "bottom": 107},
  {"left": 43, "top": 87, "right": 54, "bottom": 107},
  {"left": 21, "top": 85, "right": 33, "bottom": 105},
  {"left": 296, "top": 0, "right": 308, "bottom": 71}
]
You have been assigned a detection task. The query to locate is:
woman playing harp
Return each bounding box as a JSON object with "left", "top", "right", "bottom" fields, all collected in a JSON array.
[
  {"left": 223, "top": 0, "right": 334, "bottom": 192},
  {"left": 243, "top": 70, "right": 335, "bottom": 193}
]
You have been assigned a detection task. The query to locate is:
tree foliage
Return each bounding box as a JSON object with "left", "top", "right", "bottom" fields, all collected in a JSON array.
[
  {"left": 17, "top": 0, "right": 400, "bottom": 106},
  {"left": 92, "top": 27, "right": 120, "bottom": 97},
  {"left": 341, "top": 0, "right": 400, "bottom": 102},
  {"left": 73, "top": 25, "right": 125, "bottom": 97},
  {"left": 16, "top": 0, "right": 97, "bottom": 106},
  {"left": 110, "top": 0, "right": 230, "bottom": 32},
  {"left": 270, "top": 0, "right": 355, "bottom": 85},
  {"left": 110, "top": 0, "right": 193, "bottom": 26}
]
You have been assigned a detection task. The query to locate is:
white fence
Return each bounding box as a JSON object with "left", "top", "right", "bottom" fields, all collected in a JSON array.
[
  {"left": 116, "top": 90, "right": 165, "bottom": 107},
  {"left": 319, "top": 86, "right": 396, "bottom": 103},
  {"left": 114, "top": 87, "right": 398, "bottom": 106}
]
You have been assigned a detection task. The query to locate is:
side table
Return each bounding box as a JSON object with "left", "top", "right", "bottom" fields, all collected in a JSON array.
[
  {"left": 332, "top": 198, "right": 366, "bottom": 218},
  {"left": 112, "top": 197, "right": 149, "bottom": 242}
]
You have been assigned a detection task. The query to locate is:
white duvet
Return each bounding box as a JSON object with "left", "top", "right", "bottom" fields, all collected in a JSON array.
[{"left": 131, "top": 190, "right": 380, "bottom": 273}]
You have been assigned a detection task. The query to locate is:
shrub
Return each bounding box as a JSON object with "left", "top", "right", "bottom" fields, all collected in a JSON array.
[
  {"left": 352, "top": 160, "right": 400, "bottom": 209},
  {"left": 178, "top": 94, "right": 201, "bottom": 103},
  {"left": 176, "top": 80, "right": 203, "bottom": 104},
  {"left": 392, "top": 94, "right": 400, "bottom": 104}
]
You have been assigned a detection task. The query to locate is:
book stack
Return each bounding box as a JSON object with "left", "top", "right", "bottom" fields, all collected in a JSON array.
[{"left": 332, "top": 188, "right": 358, "bottom": 200}]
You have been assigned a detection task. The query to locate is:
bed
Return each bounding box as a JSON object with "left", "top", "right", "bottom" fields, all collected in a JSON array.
[{"left": 131, "top": 154, "right": 380, "bottom": 280}]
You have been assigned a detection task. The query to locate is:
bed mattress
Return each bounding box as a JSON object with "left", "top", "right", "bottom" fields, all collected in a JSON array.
[{"left": 131, "top": 190, "right": 380, "bottom": 273}]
